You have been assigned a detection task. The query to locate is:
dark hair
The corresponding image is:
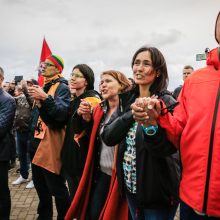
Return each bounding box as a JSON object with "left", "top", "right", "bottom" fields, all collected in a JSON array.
[
  {"left": 183, "top": 65, "right": 194, "bottom": 71},
  {"left": 215, "top": 11, "right": 220, "bottom": 44},
  {"left": 128, "top": 77, "right": 136, "bottom": 90},
  {"left": 72, "top": 64, "right": 94, "bottom": 90},
  {"left": 29, "top": 79, "right": 39, "bottom": 85},
  {"left": 131, "top": 46, "right": 168, "bottom": 94}
]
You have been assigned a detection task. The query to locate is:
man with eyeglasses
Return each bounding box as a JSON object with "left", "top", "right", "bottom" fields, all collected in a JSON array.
[
  {"left": 173, "top": 65, "right": 194, "bottom": 99},
  {"left": 28, "top": 54, "right": 71, "bottom": 219},
  {"left": 0, "top": 66, "right": 16, "bottom": 220}
]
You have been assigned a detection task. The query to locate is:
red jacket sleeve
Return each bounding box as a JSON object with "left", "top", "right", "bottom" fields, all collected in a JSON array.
[{"left": 158, "top": 83, "right": 188, "bottom": 148}]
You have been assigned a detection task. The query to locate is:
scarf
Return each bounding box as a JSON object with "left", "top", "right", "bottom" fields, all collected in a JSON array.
[{"left": 44, "top": 73, "right": 64, "bottom": 85}]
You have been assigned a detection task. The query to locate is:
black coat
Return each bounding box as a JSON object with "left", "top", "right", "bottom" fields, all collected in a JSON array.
[
  {"left": 61, "top": 90, "right": 101, "bottom": 177},
  {"left": 173, "top": 85, "right": 182, "bottom": 100},
  {"left": 0, "top": 89, "right": 16, "bottom": 161},
  {"left": 102, "top": 88, "right": 180, "bottom": 209}
]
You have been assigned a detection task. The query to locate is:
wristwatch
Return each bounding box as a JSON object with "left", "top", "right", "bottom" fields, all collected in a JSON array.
[{"left": 142, "top": 125, "right": 158, "bottom": 136}]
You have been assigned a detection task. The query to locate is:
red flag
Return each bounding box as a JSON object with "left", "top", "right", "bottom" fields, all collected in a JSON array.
[{"left": 38, "top": 37, "right": 52, "bottom": 86}]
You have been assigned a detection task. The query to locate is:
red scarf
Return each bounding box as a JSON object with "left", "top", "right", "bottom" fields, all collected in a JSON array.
[{"left": 65, "top": 105, "right": 128, "bottom": 220}]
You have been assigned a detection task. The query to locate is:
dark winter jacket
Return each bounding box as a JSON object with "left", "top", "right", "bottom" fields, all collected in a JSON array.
[
  {"left": 14, "top": 94, "right": 32, "bottom": 132},
  {"left": 29, "top": 77, "right": 70, "bottom": 153},
  {"left": 23, "top": 86, "right": 35, "bottom": 107},
  {"left": 102, "top": 88, "right": 180, "bottom": 209},
  {"left": 0, "top": 88, "right": 16, "bottom": 161},
  {"left": 173, "top": 85, "right": 182, "bottom": 100},
  {"left": 61, "top": 90, "right": 101, "bottom": 177}
]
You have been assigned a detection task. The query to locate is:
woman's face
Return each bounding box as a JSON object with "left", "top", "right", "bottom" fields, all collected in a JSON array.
[
  {"left": 100, "top": 74, "right": 121, "bottom": 100},
  {"left": 70, "top": 68, "right": 87, "bottom": 91},
  {"left": 14, "top": 88, "right": 22, "bottom": 97},
  {"left": 132, "top": 51, "right": 157, "bottom": 86}
]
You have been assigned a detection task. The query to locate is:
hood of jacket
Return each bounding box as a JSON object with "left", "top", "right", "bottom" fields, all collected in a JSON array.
[{"left": 206, "top": 47, "right": 220, "bottom": 70}]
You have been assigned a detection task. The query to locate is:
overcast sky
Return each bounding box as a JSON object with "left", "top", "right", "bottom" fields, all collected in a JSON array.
[{"left": 0, "top": 0, "right": 219, "bottom": 90}]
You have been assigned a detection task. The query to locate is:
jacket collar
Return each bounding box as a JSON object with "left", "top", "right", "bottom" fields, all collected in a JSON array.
[
  {"left": 100, "top": 100, "right": 109, "bottom": 114},
  {"left": 206, "top": 47, "right": 220, "bottom": 70}
]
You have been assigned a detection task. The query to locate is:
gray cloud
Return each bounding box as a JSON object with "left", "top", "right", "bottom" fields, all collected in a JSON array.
[{"left": 0, "top": 0, "right": 219, "bottom": 91}]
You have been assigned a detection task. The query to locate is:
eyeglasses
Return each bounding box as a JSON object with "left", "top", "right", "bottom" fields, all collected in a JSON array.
[
  {"left": 41, "top": 62, "right": 56, "bottom": 68},
  {"left": 71, "top": 73, "right": 84, "bottom": 78}
]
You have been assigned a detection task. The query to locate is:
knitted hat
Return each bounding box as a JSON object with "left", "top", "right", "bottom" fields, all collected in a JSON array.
[
  {"left": 73, "top": 64, "right": 94, "bottom": 90},
  {"left": 47, "top": 54, "right": 64, "bottom": 73}
]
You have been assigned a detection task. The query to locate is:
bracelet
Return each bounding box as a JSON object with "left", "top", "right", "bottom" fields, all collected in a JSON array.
[{"left": 142, "top": 125, "right": 158, "bottom": 136}]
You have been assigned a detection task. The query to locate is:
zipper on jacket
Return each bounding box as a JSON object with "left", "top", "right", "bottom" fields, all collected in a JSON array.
[{"left": 203, "top": 84, "right": 220, "bottom": 213}]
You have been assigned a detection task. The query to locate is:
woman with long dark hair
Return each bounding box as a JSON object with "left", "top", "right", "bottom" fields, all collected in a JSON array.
[{"left": 102, "top": 46, "right": 179, "bottom": 220}]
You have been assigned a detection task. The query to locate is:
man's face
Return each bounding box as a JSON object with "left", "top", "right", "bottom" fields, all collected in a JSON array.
[
  {"left": 3, "top": 82, "right": 9, "bottom": 91},
  {"left": 9, "top": 81, "right": 16, "bottom": 89},
  {"left": 182, "top": 68, "right": 193, "bottom": 81},
  {"left": 41, "top": 59, "right": 58, "bottom": 78}
]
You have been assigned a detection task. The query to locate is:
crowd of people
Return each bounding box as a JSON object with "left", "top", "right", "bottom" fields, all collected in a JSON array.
[{"left": 0, "top": 11, "right": 219, "bottom": 220}]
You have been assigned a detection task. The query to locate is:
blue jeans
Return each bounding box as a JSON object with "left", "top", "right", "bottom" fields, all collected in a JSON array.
[
  {"left": 0, "top": 161, "right": 11, "bottom": 220},
  {"left": 180, "top": 200, "right": 220, "bottom": 220},
  {"left": 126, "top": 192, "right": 178, "bottom": 220},
  {"left": 16, "top": 131, "right": 30, "bottom": 179}
]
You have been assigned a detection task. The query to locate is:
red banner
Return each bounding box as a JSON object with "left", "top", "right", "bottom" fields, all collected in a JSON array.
[{"left": 38, "top": 38, "right": 52, "bottom": 86}]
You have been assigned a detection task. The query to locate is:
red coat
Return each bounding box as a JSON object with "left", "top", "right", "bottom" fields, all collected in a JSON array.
[
  {"left": 158, "top": 47, "right": 220, "bottom": 217},
  {"left": 65, "top": 104, "right": 128, "bottom": 220}
]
